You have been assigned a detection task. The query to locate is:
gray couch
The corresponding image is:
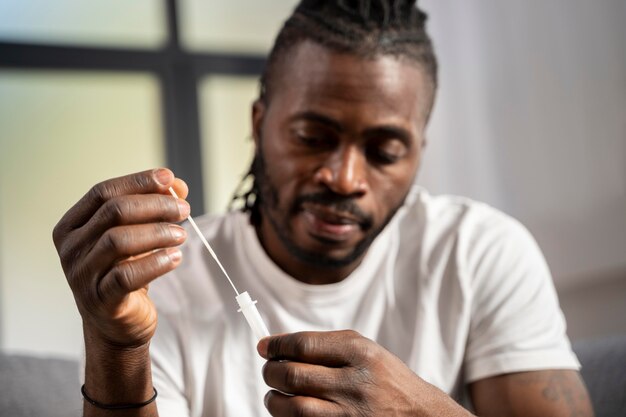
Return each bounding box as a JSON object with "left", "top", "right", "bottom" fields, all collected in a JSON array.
[
  {"left": 1, "top": 335, "right": 625, "bottom": 416},
  {"left": 0, "top": 354, "right": 81, "bottom": 416},
  {"left": 574, "top": 335, "right": 626, "bottom": 416}
]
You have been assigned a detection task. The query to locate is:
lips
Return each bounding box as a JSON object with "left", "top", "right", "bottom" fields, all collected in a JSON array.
[{"left": 300, "top": 203, "right": 362, "bottom": 242}]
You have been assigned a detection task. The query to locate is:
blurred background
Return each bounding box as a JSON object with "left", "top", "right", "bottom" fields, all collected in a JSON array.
[{"left": 0, "top": 0, "right": 624, "bottom": 360}]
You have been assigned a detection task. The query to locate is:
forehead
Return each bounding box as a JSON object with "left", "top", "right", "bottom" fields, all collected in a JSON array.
[{"left": 267, "top": 41, "right": 432, "bottom": 128}]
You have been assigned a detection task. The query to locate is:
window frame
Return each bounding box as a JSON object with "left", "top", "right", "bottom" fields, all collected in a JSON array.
[{"left": 0, "top": 0, "right": 266, "bottom": 214}]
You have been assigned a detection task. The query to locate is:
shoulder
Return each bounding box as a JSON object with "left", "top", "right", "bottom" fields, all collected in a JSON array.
[
  {"left": 398, "top": 185, "right": 530, "bottom": 253},
  {"left": 394, "top": 186, "right": 545, "bottom": 296}
]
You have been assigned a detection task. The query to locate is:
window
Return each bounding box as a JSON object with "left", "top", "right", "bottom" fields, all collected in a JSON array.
[
  {"left": 0, "top": 0, "right": 284, "bottom": 357},
  {"left": 199, "top": 76, "right": 259, "bottom": 213},
  {"left": 0, "top": 71, "right": 163, "bottom": 356},
  {"left": 0, "top": 0, "right": 166, "bottom": 48}
]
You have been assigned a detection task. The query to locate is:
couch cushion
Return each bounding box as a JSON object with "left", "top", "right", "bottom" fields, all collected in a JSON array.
[
  {"left": 0, "top": 353, "right": 81, "bottom": 417},
  {"left": 574, "top": 335, "right": 626, "bottom": 417}
]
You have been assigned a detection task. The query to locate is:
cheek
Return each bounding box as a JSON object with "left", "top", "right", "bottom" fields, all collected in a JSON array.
[
  {"left": 371, "top": 176, "right": 406, "bottom": 210},
  {"left": 368, "top": 159, "right": 419, "bottom": 218},
  {"left": 261, "top": 142, "right": 311, "bottom": 209}
]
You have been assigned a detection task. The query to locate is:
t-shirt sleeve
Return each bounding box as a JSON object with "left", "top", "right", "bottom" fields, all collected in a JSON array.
[{"left": 463, "top": 213, "right": 580, "bottom": 383}]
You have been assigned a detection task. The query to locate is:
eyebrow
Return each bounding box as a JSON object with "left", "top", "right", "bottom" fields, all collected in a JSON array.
[{"left": 289, "top": 111, "right": 344, "bottom": 132}]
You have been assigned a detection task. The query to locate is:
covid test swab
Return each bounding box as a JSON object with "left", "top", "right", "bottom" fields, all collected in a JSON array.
[{"left": 169, "top": 187, "right": 270, "bottom": 341}]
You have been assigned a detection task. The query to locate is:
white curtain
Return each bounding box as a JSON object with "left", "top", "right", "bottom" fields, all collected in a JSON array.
[{"left": 418, "top": 0, "right": 626, "bottom": 289}]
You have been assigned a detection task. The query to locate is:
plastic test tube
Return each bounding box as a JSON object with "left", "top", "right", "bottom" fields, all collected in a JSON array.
[{"left": 235, "top": 292, "right": 270, "bottom": 341}]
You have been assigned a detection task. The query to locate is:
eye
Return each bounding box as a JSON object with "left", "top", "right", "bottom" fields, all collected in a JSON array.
[
  {"left": 293, "top": 129, "right": 337, "bottom": 150},
  {"left": 297, "top": 134, "right": 331, "bottom": 148},
  {"left": 367, "top": 139, "right": 408, "bottom": 165}
]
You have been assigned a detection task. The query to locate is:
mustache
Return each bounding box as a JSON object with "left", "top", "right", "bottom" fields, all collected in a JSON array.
[{"left": 293, "top": 192, "right": 373, "bottom": 228}]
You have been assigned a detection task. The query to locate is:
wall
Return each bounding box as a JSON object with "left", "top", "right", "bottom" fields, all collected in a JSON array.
[
  {"left": 419, "top": 0, "right": 626, "bottom": 340},
  {"left": 560, "top": 272, "right": 626, "bottom": 341}
]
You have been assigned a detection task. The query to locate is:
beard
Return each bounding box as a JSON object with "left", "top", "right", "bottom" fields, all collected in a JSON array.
[{"left": 252, "top": 145, "right": 407, "bottom": 270}]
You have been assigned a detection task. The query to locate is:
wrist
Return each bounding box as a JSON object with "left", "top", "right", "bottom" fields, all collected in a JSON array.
[
  {"left": 83, "top": 324, "right": 154, "bottom": 406},
  {"left": 82, "top": 384, "right": 157, "bottom": 410},
  {"left": 84, "top": 326, "right": 151, "bottom": 361}
]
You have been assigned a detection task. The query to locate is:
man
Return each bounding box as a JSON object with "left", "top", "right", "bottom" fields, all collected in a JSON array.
[{"left": 53, "top": 1, "right": 594, "bottom": 416}]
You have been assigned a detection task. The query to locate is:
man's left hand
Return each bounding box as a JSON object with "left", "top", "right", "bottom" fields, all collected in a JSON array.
[{"left": 257, "top": 330, "right": 472, "bottom": 417}]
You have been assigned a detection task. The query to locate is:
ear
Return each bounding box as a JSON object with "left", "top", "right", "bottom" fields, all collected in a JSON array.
[{"left": 251, "top": 99, "right": 266, "bottom": 149}]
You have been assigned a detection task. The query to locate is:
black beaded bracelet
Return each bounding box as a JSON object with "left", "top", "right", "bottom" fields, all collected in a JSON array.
[{"left": 81, "top": 384, "right": 158, "bottom": 410}]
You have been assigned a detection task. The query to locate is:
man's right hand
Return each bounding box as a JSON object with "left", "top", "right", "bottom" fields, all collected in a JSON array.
[{"left": 53, "top": 168, "right": 189, "bottom": 349}]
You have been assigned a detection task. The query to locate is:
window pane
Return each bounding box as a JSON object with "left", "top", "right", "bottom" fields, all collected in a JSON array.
[
  {"left": 180, "top": 0, "right": 298, "bottom": 53},
  {"left": 0, "top": 71, "right": 164, "bottom": 357},
  {"left": 199, "top": 76, "right": 259, "bottom": 214},
  {"left": 0, "top": 0, "right": 166, "bottom": 48}
]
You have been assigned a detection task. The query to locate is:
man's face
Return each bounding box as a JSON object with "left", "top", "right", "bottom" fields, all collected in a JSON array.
[{"left": 252, "top": 41, "right": 432, "bottom": 282}]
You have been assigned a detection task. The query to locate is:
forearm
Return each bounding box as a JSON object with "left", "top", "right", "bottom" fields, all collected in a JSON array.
[
  {"left": 470, "top": 370, "right": 594, "bottom": 417},
  {"left": 83, "top": 327, "right": 158, "bottom": 417}
]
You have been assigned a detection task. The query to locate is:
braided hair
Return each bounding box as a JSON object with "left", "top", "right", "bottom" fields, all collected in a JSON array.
[{"left": 231, "top": 0, "right": 437, "bottom": 223}]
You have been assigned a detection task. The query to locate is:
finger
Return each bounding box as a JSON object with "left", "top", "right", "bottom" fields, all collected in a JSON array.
[
  {"left": 78, "top": 223, "right": 187, "bottom": 284},
  {"left": 264, "top": 390, "right": 343, "bottom": 417},
  {"left": 54, "top": 168, "right": 176, "bottom": 239},
  {"left": 59, "top": 194, "right": 188, "bottom": 264},
  {"left": 259, "top": 330, "right": 370, "bottom": 366},
  {"left": 97, "top": 247, "right": 182, "bottom": 306},
  {"left": 262, "top": 360, "right": 343, "bottom": 400},
  {"left": 170, "top": 178, "right": 189, "bottom": 200},
  {"left": 74, "top": 193, "right": 189, "bottom": 250}
]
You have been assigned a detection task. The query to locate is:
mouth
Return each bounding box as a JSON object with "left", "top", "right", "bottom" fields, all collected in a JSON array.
[{"left": 300, "top": 203, "right": 363, "bottom": 242}]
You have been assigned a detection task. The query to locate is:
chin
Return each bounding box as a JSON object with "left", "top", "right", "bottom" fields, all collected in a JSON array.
[{"left": 285, "top": 231, "right": 371, "bottom": 270}]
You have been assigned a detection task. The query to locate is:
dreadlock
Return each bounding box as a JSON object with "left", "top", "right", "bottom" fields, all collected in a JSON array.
[{"left": 231, "top": 0, "right": 437, "bottom": 224}]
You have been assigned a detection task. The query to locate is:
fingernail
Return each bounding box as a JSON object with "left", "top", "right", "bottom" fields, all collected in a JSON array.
[
  {"left": 167, "top": 247, "right": 182, "bottom": 263},
  {"left": 177, "top": 200, "right": 190, "bottom": 218},
  {"left": 257, "top": 337, "right": 269, "bottom": 358},
  {"left": 154, "top": 168, "right": 172, "bottom": 186},
  {"left": 264, "top": 392, "right": 270, "bottom": 408},
  {"left": 169, "top": 225, "right": 186, "bottom": 240}
]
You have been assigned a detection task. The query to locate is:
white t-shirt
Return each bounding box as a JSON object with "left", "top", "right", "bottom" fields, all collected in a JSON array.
[{"left": 149, "top": 186, "right": 580, "bottom": 417}]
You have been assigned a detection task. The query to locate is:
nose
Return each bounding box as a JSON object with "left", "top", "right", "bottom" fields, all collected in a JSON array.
[{"left": 313, "top": 145, "right": 368, "bottom": 196}]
